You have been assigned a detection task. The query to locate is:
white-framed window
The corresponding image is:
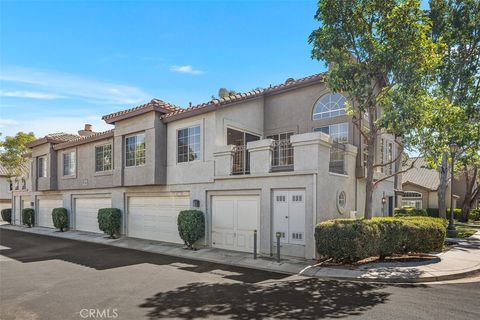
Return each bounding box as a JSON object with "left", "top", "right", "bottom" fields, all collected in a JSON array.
[
  {"left": 402, "top": 191, "right": 422, "bottom": 209},
  {"left": 338, "top": 191, "right": 346, "bottom": 209},
  {"left": 177, "top": 126, "right": 200, "bottom": 163},
  {"left": 63, "top": 151, "right": 76, "bottom": 176},
  {"left": 21, "top": 178, "right": 26, "bottom": 189},
  {"left": 38, "top": 156, "right": 47, "bottom": 178},
  {"left": 267, "top": 132, "right": 294, "bottom": 167},
  {"left": 314, "top": 122, "right": 348, "bottom": 143},
  {"left": 387, "top": 142, "right": 393, "bottom": 175},
  {"left": 95, "top": 144, "right": 113, "bottom": 172},
  {"left": 380, "top": 138, "right": 385, "bottom": 173},
  {"left": 125, "top": 133, "right": 146, "bottom": 167},
  {"left": 313, "top": 93, "right": 347, "bottom": 120}
]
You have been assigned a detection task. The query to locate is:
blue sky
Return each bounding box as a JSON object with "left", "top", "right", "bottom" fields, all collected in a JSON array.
[{"left": 0, "top": 0, "right": 326, "bottom": 138}]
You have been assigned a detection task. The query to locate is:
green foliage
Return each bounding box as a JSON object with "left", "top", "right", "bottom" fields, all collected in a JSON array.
[
  {"left": 394, "top": 206, "right": 428, "bottom": 217},
  {"left": 472, "top": 209, "right": 480, "bottom": 221},
  {"left": 22, "top": 208, "right": 35, "bottom": 227},
  {"left": 315, "top": 217, "right": 446, "bottom": 263},
  {"left": 1, "top": 208, "right": 12, "bottom": 223},
  {"left": 177, "top": 210, "right": 205, "bottom": 249},
  {"left": 97, "top": 208, "right": 121, "bottom": 238},
  {"left": 0, "top": 132, "right": 36, "bottom": 178},
  {"left": 52, "top": 208, "right": 68, "bottom": 232}
]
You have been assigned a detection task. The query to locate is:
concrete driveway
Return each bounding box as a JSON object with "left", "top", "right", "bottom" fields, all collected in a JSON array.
[{"left": 1, "top": 229, "right": 479, "bottom": 320}]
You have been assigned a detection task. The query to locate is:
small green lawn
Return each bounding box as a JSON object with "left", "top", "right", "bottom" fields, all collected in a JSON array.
[{"left": 448, "top": 222, "right": 480, "bottom": 238}]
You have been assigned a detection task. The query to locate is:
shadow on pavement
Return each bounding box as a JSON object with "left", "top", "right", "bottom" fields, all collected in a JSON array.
[
  {"left": 0, "top": 229, "right": 287, "bottom": 284},
  {"left": 139, "top": 278, "right": 391, "bottom": 319}
]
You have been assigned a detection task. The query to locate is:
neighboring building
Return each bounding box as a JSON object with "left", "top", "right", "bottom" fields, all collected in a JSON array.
[
  {"left": 10, "top": 161, "right": 33, "bottom": 225},
  {"left": 401, "top": 157, "right": 459, "bottom": 210},
  {"left": 15, "top": 73, "right": 397, "bottom": 259},
  {"left": 0, "top": 164, "right": 13, "bottom": 212}
]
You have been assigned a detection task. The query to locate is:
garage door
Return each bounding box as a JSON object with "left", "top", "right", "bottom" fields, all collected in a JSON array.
[
  {"left": 212, "top": 195, "right": 259, "bottom": 252},
  {"left": 128, "top": 196, "right": 190, "bottom": 243},
  {"left": 75, "top": 198, "right": 111, "bottom": 233},
  {"left": 38, "top": 198, "right": 62, "bottom": 228}
]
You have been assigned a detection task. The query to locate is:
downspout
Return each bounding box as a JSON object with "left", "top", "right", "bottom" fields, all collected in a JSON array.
[{"left": 312, "top": 173, "right": 317, "bottom": 259}]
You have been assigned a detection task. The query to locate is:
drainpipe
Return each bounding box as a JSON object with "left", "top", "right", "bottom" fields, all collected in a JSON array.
[{"left": 312, "top": 173, "right": 317, "bottom": 259}]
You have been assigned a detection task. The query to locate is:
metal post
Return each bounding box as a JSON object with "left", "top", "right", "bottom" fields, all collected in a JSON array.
[
  {"left": 253, "top": 229, "right": 257, "bottom": 259},
  {"left": 276, "top": 232, "right": 281, "bottom": 263}
]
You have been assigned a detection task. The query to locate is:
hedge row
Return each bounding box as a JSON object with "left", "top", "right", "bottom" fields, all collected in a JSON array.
[
  {"left": 394, "top": 207, "right": 427, "bottom": 217},
  {"left": 1, "top": 208, "right": 12, "bottom": 223},
  {"left": 395, "top": 207, "right": 480, "bottom": 221},
  {"left": 315, "top": 217, "right": 446, "bottom": 263}
]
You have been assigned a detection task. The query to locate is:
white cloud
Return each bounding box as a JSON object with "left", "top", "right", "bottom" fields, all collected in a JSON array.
[
  {"left": 170, "top": 65, "right": 203, "bottom": 75},
  {"left": 0, "top": 90, "right": 64, "bottom": 100},
  {"left": 0, "top": 116, "right": 113, "bottom": 138},
  {"left": 0, "top": 118, "right": 20, "bottom": 127},
  {"left": 0, "top": 66, "right": 150, "bottom": 104}
]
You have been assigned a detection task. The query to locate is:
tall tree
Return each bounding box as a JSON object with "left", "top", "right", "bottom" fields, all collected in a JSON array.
[
  {"left": 428, "top": 0, "right": 480, "bottom": 219},
  {"left": 0, "top": 132, "right": 36, "bottom": 178},
  {"left": 309, "top": 0, "right": 439, "bottom": 218}
]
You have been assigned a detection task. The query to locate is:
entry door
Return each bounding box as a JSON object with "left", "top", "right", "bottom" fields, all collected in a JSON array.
[
  {"left": 212, "top": 195, "right": 259, "bottom": 252},
  {"left": 273, "top": 190, "right": 306, "bottom": 245}
]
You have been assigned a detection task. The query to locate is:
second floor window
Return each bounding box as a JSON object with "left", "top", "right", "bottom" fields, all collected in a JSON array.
[
  {"left": 95, "top": 144, "right": 113, "bottom": 172},
  {"left": 313, "top": 93, "right": 347, "bottom": 120},
  {"left": 125, "top": 133, "right": 145, "bottom": 167},
  {"left": 63, "top": 151, "right": 76, "bottom": 176},
  {"left": 177, "top": 126, "right": 200, "bottom": 163},
  {"left": 267, "top": 132, "right": 294, "bottom": 167},
  {"left": 314, "top": 122, "right": 348, "bottom": 143},
  {"left": 38, "top": 156, "right": 47, "bottom": 177}
]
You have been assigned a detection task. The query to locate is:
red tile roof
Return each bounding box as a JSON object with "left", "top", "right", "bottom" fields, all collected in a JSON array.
[
  {"left": 161, "top": 72, "right": 327, "bottom": 122},
  {"left": 26, "top": 133, "right": 80, "bottom": 148},
  {"left": 102, "top": 98, "right": 181, "bottom": 124},
  {"left": 53, "top": 129, "right": 114, "bottom": 150}
]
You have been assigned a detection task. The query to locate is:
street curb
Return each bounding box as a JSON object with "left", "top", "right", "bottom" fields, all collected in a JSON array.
[{"left": 2, "top": 225, "right": 480, "bottom": 284}]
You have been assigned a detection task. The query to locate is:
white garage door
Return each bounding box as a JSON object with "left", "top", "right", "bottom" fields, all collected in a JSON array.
[
  {"left": 38, "top": 198, "right": 62, "bottom": 228},
  {"left": 212, "top": 195, "right": 259, "bottom": 253},
  {"left": 128, "top": 196, "right": 190, "bottom": 243},
  {"left": 75, "top": 198, "right": 111, "bottom": 233}
]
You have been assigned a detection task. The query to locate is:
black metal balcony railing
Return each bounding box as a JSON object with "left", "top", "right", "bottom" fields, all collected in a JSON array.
[
  {"left": 329, "top": 141, "right": 346, "bottom": 174},
  {"left": 232, "top": 145, "right": 250, "bottom": 175},
  {"left": 272, "top": 139, "right": 294, "bottom": 171}
]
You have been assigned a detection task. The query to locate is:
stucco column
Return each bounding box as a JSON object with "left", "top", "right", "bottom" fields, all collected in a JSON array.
[
  {"left": 213, "top": 145, "right": 235, "bottom": 176},
  {"left": 113, "top": 135, "right": 123, "bottom": 186},
  {"left": 344, "top": 144, "right": 358, "bottom": 177},
  {"left": 247, "top": 139, "right": 274, "bottom": 174},
  {"left": 290, "top": 132, "right": 331, "bottom": 172}
]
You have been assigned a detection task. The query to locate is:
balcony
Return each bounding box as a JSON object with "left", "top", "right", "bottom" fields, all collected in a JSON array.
[{"left": 213, "top": 132, "right": 357, "bottom": 177}]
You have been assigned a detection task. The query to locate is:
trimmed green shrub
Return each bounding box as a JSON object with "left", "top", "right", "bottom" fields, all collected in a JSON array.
[
  {"left": 1, "top": 208, "right": 12, "bottom": 223},
  {"left": 394, "top": 206, "right": 427, "bottom": 217},
  {"left": 177, "top": 210, "right": 205, "bottom": 249},
  {"left": 97, "top": 208, "right": 121, "bottom": 238},
  {"left": 315, "top": 217, "right": 446, "bottom": 263},
  {"left": 472, "top": 209, "right": 480, "bottom": 221},
  {"left": 52, "top": 207, "right": 68, "bottom": 231},
  {"left": 22, "top": 208, "right": 35, "bottom": 227}
]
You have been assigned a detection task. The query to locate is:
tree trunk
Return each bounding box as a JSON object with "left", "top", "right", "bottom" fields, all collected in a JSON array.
[
  {"left": 364, "top": 120, "right": 377, "bottom": 219},
  {"left": 461, "top": 164, "right": 478, "bottom": 222},
  {"left": 438, "top": 153, "right": 448, "bottom": 219},
  {"left": 393, "top": 135, "right": 403, "bottom": 208}
]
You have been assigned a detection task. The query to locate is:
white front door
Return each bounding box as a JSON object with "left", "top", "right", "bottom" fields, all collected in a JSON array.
[
  {"left": 212, "top": 195, "right": 259, "bottom": 252},
  {"left": 273, "top": 190, "right": 306, "bottom": 245},
  {"left": 38, "top": 199, "right": 62, "bottom": 228},
  {"left": 75, "top": 198, "right": 111, "bottom": 233},
  {"left": 127, "top": 195, "right": 190, "bottom": 243}
]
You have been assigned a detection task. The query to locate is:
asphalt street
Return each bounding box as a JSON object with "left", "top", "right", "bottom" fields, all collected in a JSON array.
[{"left": 1, "top": 229, "right": 479, "bottom": 320}]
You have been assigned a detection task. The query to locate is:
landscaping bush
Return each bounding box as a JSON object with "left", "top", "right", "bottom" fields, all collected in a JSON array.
[
  {"left": 1, "top": 208, "right": 12, "bottom": 223},
  {"left": 97, "top": 208, "right": 121, "bottom": 238},
  {"left": 52, "top": 207, "right": 68, "bottom": 231},
  {"left": 177, "top": 210, "right": 205, "bottom": 250},
  {"left": 394, "top": 206, "right": 427, "bottom": 217},
  {"left": 22, "top": 208, "right": 35, "bottom": 227},
  {"left": 472, "top": 209, "right": 480, "bottom": 221},
  {"left": 315, "top": 217, "right": 446, "bottom": 263}
]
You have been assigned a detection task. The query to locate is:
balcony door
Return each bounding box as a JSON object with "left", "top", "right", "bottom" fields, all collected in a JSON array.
[{"left": 227, "top": 128, "right": 260, "bottom": 174}]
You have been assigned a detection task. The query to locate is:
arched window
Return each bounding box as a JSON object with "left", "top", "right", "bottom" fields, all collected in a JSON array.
[{"left": 313, "top": 93, "right": 347, "bottom": 120}]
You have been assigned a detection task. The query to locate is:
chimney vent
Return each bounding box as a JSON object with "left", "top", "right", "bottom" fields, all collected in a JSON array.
[
  {"left": 84, "top": 124, "right": 92, "bottom": 131},
  {"left": 78, "top": 124, "right": 95, "bottom": 136}
]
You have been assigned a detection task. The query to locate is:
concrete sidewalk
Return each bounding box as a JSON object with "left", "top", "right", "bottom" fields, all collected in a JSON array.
[{"left": 2, "top": 223, "right": 480, "bottom": 283}]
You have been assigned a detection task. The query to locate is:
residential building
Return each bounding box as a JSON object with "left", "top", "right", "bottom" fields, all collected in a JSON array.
[
  {"left": 0, "top": 164, "right": 13, "bottom": 212},
  {"left": 13, "top": 73, "right": 397, "bottom": 259}
]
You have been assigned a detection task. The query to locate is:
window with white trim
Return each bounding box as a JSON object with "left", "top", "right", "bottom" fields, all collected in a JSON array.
[
  {"left": 380, "top": 138, "right": 385, "bottom": 173},
  {"left": 402, "top": 191, "right": 422, "bottom": 209},
  {"left": 338, "top": 191, "right": 346, "bottom": 209},
  {"left": 314, "top": 122, "right": 348, "bottom": 143},
  {"left": 95, "top": 144, "right": 112, "bottom": 172},
  {"left": 177, "top": 126, "right": 200, "bottom": 163},
  {"left": 387, "top": 142, "right": 393, "bottom": 175},
  {"left": 63, "top": 151, "right": 76, "bottom": 176},
  {"left": 313, "top": 93, "right": 347, "bottom": 120},
  {"left": 125, "top": 133, "right": 145, "bottom": 167},
  {"left": 38, "top": 156, "right": 47, "bottom": 177}
]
